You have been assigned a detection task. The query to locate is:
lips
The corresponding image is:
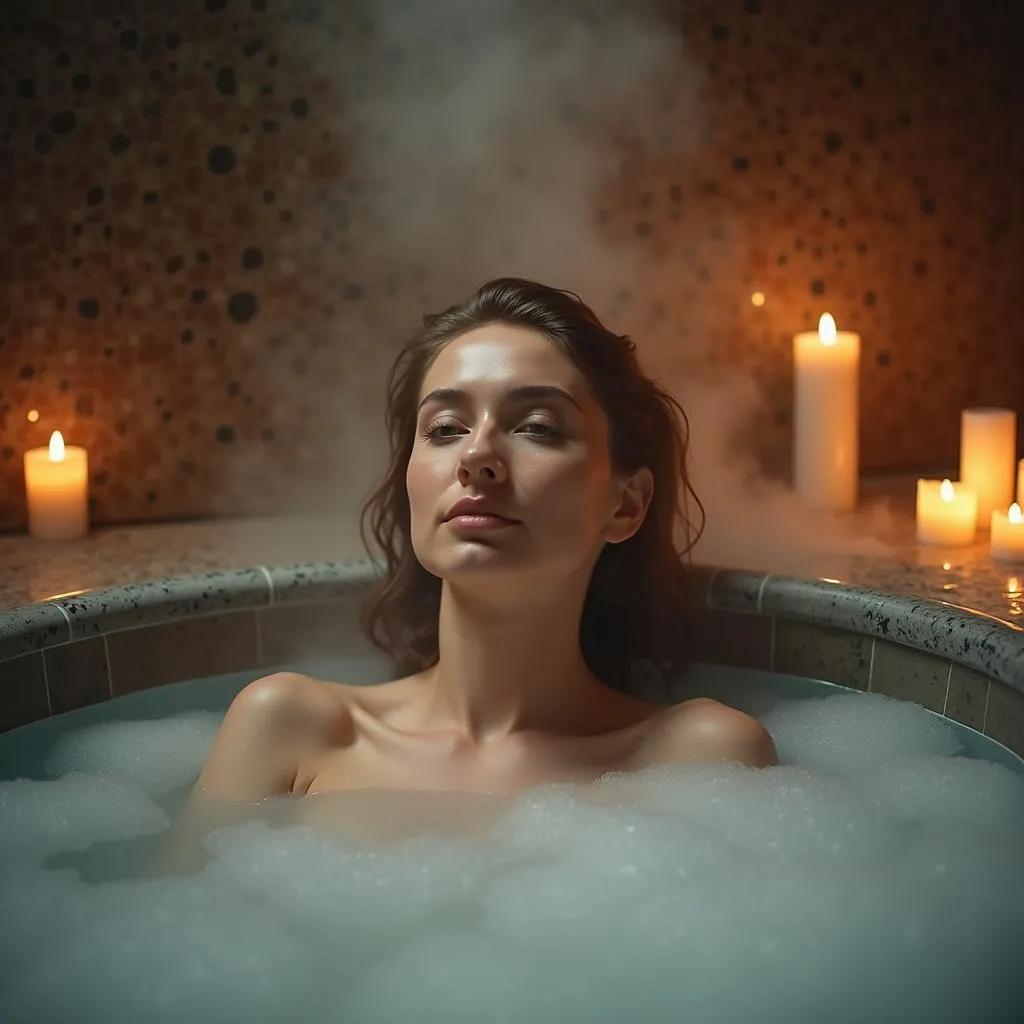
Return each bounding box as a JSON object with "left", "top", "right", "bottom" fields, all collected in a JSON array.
[{"left": 443, "top": 497, "right": 518, "bottom": 523}]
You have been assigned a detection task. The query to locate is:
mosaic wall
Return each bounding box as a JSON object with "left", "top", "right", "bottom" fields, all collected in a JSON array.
[{"left": 1, "top": 0, "right": 1022, "bottom": 531}]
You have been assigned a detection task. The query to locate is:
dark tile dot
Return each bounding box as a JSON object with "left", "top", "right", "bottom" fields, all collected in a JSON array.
[
  {"left": 290, "top": 96, "right": 309, "bottom": 119},
  {"left": 18, "top": 364, "right": 34, "bottom": 379},
  {"left": 120, "top": 29, "right": 139, "bottom": 50},
  {"left": 864, "top": 290, "right": 876, "bottom": 307},
  {"left": 228, "top": 292, "right": 258, "bottom": 323},
  {"left": 810, "top": 279, "right": 825, "bottom": 296},
  {"left": 876, "top": 351, "right": 890, "bottom": 367},
  {"left": 242, "top": 246, "right": 263, "bottom": 270},
  {"left": 146, "top": 489, "right": 158, "bottom": 503},
  {"left": 278, "top": 209, "right": 293, "bottom": 223},
  {"left": 56, "top": 50, "right": 71, "bottom": 66},
  {"left": 669, "top": 183, "right": 682, "bottom": 203},
  {"left": 261, "top": 118, "right": 279, "bottom": 133},
  {"left": 732, "top": 156, "right": 749, "bottom": 172},
  {"left": 263, "top": 189, "right": 275, "bottom": 203},
  {"left": 850, "top": 70, "right": 864, "bottom": 89},
  {"left": 72, "top": 73, "right": 90, "bottom": 93},
  {"left": 343, "top": 283, "right": 365, "bottom": 300},
  {"left": 149, "top": 69, "right": 164, "bottom": 84},
  {"left": 72, "top": 223, "right": 83, "bottom": 237},
  {"left": 77, "top": 298, "right": 100, "bottom": 319},
  {"left": 191, "top": 288, "right": 207, "bottom": 304},
  {"left": 227, "top": 381, "right": 241, "bottom": 397},
  {"left": 75, "top": 393, "right": 94, "bottom": 416},
  {"left": 252, "top": 0, "right": 267, "bottom": 10},
  {"left": 776, "top": 254, "right": 788, "bottom": 266},
  {"left": 34, "top": 133, "right": 54, "bottom": 155},
  {"left": 142, "top": 191, "right": 158, "bottom": 204},
  {"left": 216, "top": 424, "right": 235, "bottom": 444},
  {"left": 921, "top": 198, "right": 936, "bottom": 214},
  {"left": 17, "top": 78, "right": 36, "bottom": 99},
  {"left": 913, "top": 259, "right": 928, "bottom": 276},
  {"left": 165, "top": 255, "right": 184, "bottom": 273},
  {"left": 180, "top": 328, "right": 195, "bottom": 343},
  {"left": 744, "top": 0, "right": 763, "bottom": 10},
  {"left": 243, "top": 36, "right": 264, "bottom": 57},
  {"left": 71, "top": 257, "right": 83, "bottom": 269},
  {"left": 824, "top": 132, "right": 843, "bottom": 153},
  {"left": 206, "top": 0, "right": 228, "bottom": 12},
  {"left": 260, "top": 84, "right": 273, "bottom": 95},
  {"left": 261, "top": 427, "right": 274, "bottom": 441},
  {"left": 206, "top": 144, "right": 235, "bottom": 174},
  {"left": 196, "top": 249, "right": 211, "bottom": 263},
  {"left": 711, "top": 24, "right": 730, "bottom": 41},
  {"left": 93, "top": 469, "right": 109, "bottom": 485},
  {"left": 216, "top": 67, "right": 236, "bottom": 95},
  {"left": 165, "top": 30, "right": 182, "bottom": 49},
  {"left": 86, "top": 185, "right": 105, "bottom": 205},
  {"left": 110, "top": 133, "right": 131, "bottom": 154}
]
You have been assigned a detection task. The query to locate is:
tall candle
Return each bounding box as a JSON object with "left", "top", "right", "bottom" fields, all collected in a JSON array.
[
  {"left": 24, "top": 431, "right": 89, "bottom": 540},
  {"left": 916, "top": 478, "right": 977, "bottom": 546},
  {"left": 1018, "top": 458, "right": 1024, "bottom": 507},
  {"left": 991, "top": 503, "right": 1024, "bottom": 562},
  {"left": 960, "top": 407, "right": 1017, "bottom": 528},
  {"left": 793, "top": 313, "right": 861, "bottom": 510}
]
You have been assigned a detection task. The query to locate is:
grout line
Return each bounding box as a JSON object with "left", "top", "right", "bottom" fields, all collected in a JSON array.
[
  {"left": 768, "top": 616, "right": 776, "bottom": 671},
  {"left": 756, "top": 574, "right": 773, "bottom": 615},
  {"left": 940, "top": 662, "right": 953, "bottom": 717},
  {"left": 981, "top": 681, "right": 991, "bottom": 734},
  {"left": 102, "top": 634, "right": 113, "bottom": 700},
  {"left": 866, "top": 638, "right": 877, "bottom": 692},
  {"left": 257, "top": 565, "right": 276, "bottom": 606},
  {"left": 40, "top": 650, "right": 53, "bottom": 716}
]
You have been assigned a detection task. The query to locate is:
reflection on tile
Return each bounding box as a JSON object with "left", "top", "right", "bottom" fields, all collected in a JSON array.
[
  {"left": 708, "top": 570, "right": 768, "bottom": 613},
  {"left": 984, "top": 682, "right": 1024, "bottom": 759},
  {"left": 44, "top": 638, "right": 111, "bottom": 715},
  {"left": 0, "top": 603, "right": 71, "bottom": 662},
  {"left": 106, "top": 611, "right": 259, "bottom": 695},
  {"left": 869, "top": 640, "right": 949, "bottom": 712},
  {"left": 773, "top": 620, "right": 872, "bottom": 690},
  {"left": 263, "top": 561, "right": 379, "bottom": 606},
  {"left": 944, "top": 663, "right": 990, "bottom": 731},
  {"left": 0, "top": 651, "right": 50, "bottom": 733},
  {"left": 687, "top": 609, "right": 772, "bottom": 672}
]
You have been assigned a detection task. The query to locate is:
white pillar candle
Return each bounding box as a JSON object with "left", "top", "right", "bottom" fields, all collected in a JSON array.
[
  {"left": 1018, "top": 458, "right": 1024, "bottom": 507},
  {"left": 959, "top": 407, "right": 1017, "bottom": 528},
  {"left": 991, "top": 504, "right": 1024, "bottom": 562},
  {"left": 916, "top": 478, "right": 977, "bottom": 546},
  {"left": 23, "top": 431, "right": 90, "bottom": 540},
  {"left": 793, "top": 313, "right": 861, "bottom": 510}
]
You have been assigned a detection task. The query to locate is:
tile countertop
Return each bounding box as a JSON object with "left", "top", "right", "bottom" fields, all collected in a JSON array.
[{"left": 0, "top": 477, "right": 1021, "bottom": 624}]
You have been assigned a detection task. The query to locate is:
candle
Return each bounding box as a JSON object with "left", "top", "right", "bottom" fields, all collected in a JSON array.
[
  {"left": 991, "top": 503, "right": 1024, "bottom": 562},
  {"left": 1018, "top": 458, "right": 1024, "bottom": 506},
  {"left": 793, "top": 313, "right": 861, "bottom": 510},
  {"left": 916, "top": 478, "right": 977, "bottom": 546},
  {"left": 24, "top": 431, "right": 89, "bottom": 540},
  {"left": 959, "top": 407, "right": 1017, "bottom": 528}
]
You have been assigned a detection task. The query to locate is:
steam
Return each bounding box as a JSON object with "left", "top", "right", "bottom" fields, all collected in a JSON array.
[{"left": 240, "top": 0, "right": 892, "bottom": 575}]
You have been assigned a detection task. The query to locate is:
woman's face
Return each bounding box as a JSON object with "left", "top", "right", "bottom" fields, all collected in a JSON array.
[{"left": 407, "top": 323, "right": 648, "bottom": 584}]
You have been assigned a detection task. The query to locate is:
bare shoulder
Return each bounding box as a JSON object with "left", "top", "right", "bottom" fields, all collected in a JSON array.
[{"left": 644, "top": 697, "right": 779, "bottom": 769}]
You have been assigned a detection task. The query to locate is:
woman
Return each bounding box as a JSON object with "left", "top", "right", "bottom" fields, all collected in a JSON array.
[{"left": 172, "top": 278, "right": 776, "bottom": 855}]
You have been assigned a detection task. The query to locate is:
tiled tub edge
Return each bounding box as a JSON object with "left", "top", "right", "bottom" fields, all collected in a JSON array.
[{"left": 0, "top": 562, "right": 1022, "bottom": 757}]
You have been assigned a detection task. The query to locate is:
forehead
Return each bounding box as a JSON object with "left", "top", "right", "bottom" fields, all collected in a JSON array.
[{"left": 419, "top": 323, "right": 586, "bottom": 398}]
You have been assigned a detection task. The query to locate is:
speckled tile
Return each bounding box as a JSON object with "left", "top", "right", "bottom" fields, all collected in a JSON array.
[
  {"left": 983, "top": 682, "right": 1024, "bottom": 760},
  {"left": 257, "top": 598, "right": 380, "bottom": 667},
  {"left": 0, "top": 603, "right": 71, "bottom": 663},
  {"left": 944, "top": 663, "right": 990, "bottom": 732},
  {"left": 48, "top": 569, "right": 271, "bottom": 640},
  {"left": 263, "top": 561, "right": 379, "bottom": 606},
  {"left": 106, "top": 611, "right": 259, "bottom": 695},
  {"left": 868, "top": 640, "right": 949, "bottom": 713},
  {"left": 44, "top": 638, "right": 111, "bottom": 716},
  {"left": 760, "top": 575, "right": 892, "bottom": 635},
  {"left": 707, "top": 570, "right": 769, "bottom": 614},
  {"left": 687, "top": 609, "right": 772, "bottom": 672},
  {"left": 773, "top": 620, "right": 873, "bottom": 690},
  {"left": 0, "top": 651, "right": 50, "bottom": 734}
]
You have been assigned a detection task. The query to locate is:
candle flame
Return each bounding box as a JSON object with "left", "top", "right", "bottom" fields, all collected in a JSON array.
[
  {"left": 818, "top": 313, "right": 837, "bottom": 345},
  {"left": 1010, "top": 503, "right": 1023, "bottom": 525},
  {"left": 750, "top": 291, "right": 765, "bottom": 307},
  {"left": 48, "top": 430, "right": 66, "bottom": 462},
  {"left": 1008, "top": 577, "right": 1021, "bottom": 595},
  {"left": 940, "top": 479, "right": 955, "bottom": 502}
]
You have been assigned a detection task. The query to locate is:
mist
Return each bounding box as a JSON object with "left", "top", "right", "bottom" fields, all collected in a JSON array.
[{"left": 238, "top": 0, "right": 894, "bottom": 575}]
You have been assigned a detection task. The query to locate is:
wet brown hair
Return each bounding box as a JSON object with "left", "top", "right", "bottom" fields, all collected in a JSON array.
[{"left": 359, "top": 277, "right": 704, "bottom": 694}]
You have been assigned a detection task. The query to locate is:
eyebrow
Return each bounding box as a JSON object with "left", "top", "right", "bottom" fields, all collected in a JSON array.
[{"left": 417, "top": 384, "right": 582, "bottom": 413}]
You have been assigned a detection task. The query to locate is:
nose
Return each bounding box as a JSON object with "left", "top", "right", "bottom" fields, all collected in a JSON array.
[{"left": 457, "top": 431, "right": 507, "bottom": 486}]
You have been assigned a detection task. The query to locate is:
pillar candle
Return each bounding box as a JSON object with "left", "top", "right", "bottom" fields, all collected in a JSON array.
[
  {"left": 1017, "top": 458, "right": 1024, "bottom": 507},
  {"left": 23, "top": 431, "right": 89, "bottom": 540},
  {"left": 991, "top": 504, "right": 1024, "bottom": 562},
  {"left": 793, "top": 313, "right": 861, "bottom": 510},
  {"left": 916, "top": 478, "right": 977, "bottom": 546},
  {"left": 960, "top": 408, "right": 1017, "bottom": 528}
]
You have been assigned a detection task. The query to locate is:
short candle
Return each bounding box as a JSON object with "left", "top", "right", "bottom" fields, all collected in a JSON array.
[
  {"left": 23, "top": 430, "right": 90, "bottom": 540},
  {"left": 960, "top": 407, "right": 1017, "bottom": 527},
  {"left": 991, "top": 503, "right": 1024, "bottom": 562},
  {"left": 916, "top": 478, "right": 977, "bottom": 547}
]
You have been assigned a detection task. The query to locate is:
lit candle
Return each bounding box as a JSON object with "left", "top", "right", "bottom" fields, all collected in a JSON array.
[
  {"left": 991, "top": 503, "right": 1024, "bottom": 562},
  {"left": 23, "top": 431, "right": 90, "bottom": 540},
  {"left": 1017, "top": 458, "right": 1024, "bottom": 507},
  {"left": 960, "top": 408, "right": 1017, "bottom": 528},
  {"left": 916, "top": 478, "right": 977, "bottom": 546},
  {"left": 793, "top": 313, "right": 861, "bottom": 510}
]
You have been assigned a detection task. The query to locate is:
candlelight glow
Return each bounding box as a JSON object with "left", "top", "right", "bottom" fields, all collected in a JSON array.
[
  {"left": 940, "top": 479, "right": 955, "bottom": 502},
  {"left": 1007, "top": 577, "right": 1020, "bottom": 595},
  {"left": 1010, "top": 503, "right": 1023, "bottom": 525},
  {"left": 48, "top": 431, "right": 66, "bottom": 462},
  {"left": 942, "top": 561, "right": 952, "bottom": 571},
  {"left": 818, "top": 313, "right": 837, "bottom": 346},
  {"left": 750, "top": 291, "right": 765, "bottom": 307},
  {"left": 27, "top": 409, "right": 39, "bottom": 423}
]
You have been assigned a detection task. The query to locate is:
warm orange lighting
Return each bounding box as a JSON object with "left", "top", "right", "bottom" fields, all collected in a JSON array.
[
  {"left": 48, "top": 430, "right": 66, "bottom": 462},
  {"left": 939, "top": 479, "right": 955, "bottom": 502},
  {"left": 1010, "top": 503, "right": 1023, "bottom": 525},
  {"left": 1007, "top": 577, "right": 1020, "bottom": 595},
  {"left": 27, "top": 409, "right": 39, "bottom": 423},
  {"left": 751, "top": 291, "right": 766, "bottom": 307},
  {"left": 818, "top": 313, "right": 837, "bottom": 345}
]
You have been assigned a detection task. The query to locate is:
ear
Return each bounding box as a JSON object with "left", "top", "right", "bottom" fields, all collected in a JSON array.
[{"left": 603, "top": 466, "right": 654, "bottom": 544}]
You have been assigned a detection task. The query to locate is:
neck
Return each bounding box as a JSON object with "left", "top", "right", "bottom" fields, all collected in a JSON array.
[{"left": 418, "top": 573, "right": 603, "bottom": 745}]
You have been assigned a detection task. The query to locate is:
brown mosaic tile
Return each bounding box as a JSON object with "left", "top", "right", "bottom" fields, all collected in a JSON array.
[
  {"left": 984, "top": 681, "right": 1024, "bottom": 759},
  {"left": 868, "top": 640, "right": 949, "bottom": 713},
  {"left": 0, "top": 651, "right": 50, "bottom": 734},
  {"left": 944, "top": 662, "right": 990, "bottom": 732},
  {"left": 773, "top": 619, "right": 872, "bottom": 690},
  {"left": 43, "top": 637, "right": 111, "bottom": 715}
]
